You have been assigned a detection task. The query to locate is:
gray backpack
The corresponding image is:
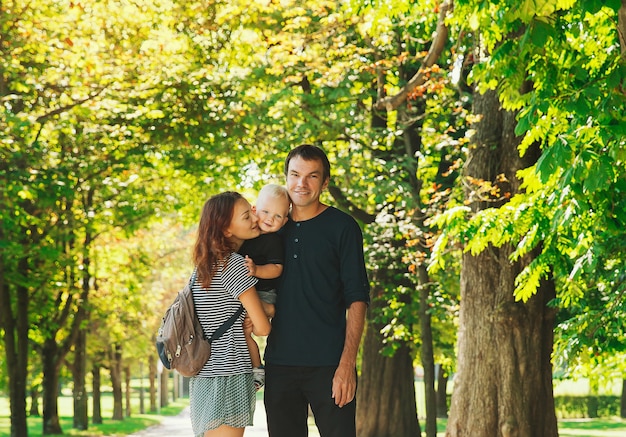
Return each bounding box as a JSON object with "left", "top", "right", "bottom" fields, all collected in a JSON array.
[{"left": 156, "top": 271, "right": 243, "bottom": 376}]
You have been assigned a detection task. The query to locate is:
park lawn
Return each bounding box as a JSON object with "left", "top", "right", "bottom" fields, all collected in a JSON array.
[
  {"left": 0, "top": 396, "right": 188, "bottom": 437},
  {"left": 3, "top": 394, "right": 626, "bottom": 436},
  {"left": 558, "top": 418, "right": 626, "bottom": 437},
  {"left": 423, "top": 418, "right": 626, "bottom": 437}
]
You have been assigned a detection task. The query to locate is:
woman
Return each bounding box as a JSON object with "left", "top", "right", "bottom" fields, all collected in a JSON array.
[{"left": 189, "top": 191, "right": 272, "bottom": 437}]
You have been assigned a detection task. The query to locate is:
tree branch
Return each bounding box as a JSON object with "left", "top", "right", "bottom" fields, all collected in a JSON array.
[
  {"left": 617, "top": 0, "right": 626, "bottom": 57},
  {"left": 374, "top": 1, "right": 452, "bottom": 112},
  {"left": 327, "top": 184, "right": 376, "bottom": 224},
  {"left": 35, "top": 88, "right": 105, "bottom": 124}
]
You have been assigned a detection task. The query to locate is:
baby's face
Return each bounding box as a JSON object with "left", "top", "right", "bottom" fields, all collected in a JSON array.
[{"left": 254, "top": 196, "right": 290, "bottom": 233}]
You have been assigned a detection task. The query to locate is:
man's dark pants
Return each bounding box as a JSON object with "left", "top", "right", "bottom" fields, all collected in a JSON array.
[{"left": 264, "top": 365, "right": 357, "bottom": 437}]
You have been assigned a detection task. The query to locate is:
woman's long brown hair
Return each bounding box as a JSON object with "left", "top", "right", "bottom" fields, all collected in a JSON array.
[{"left": 192, "top": 191, "right": 242, "bottom": 288}]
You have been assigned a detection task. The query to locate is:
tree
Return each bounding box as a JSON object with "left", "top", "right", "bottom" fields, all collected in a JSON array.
[
  {"left": 0, "top": 0, "right": 205, "bottom": 432},
  {"left": 430, "top": 1, "right": 626, "bottom": 435},
  {"left": 445, "top": 88, "right": 559, "bottom": 436},
  {"left": 345, "top": 2, "right": 463, "bottom": 434}
]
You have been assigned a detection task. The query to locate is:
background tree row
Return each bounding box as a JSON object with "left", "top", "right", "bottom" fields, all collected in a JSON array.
[{"left": 1, "top": 0, "right": 625, "bottom": 436}]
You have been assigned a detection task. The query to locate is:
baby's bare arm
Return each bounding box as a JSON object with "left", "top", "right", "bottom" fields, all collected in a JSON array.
[
  {"left": 254, "top": 263, "right": 283, "bottom": 279},
  {"left": 244, "top": 256, "right": 283, "bottom": 279}
]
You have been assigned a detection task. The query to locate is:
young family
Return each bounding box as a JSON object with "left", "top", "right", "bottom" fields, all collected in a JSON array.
[{"left": 187, "top": 144, "right": 370, "bottom": 437}]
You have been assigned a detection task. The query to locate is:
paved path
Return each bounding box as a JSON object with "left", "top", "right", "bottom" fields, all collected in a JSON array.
[{"left": 128, "top": 399, "right": 320, "bottom": 437}]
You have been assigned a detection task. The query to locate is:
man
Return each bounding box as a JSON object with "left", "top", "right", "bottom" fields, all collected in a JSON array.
[{"left": 263, "top": 144, "right": 370, "bottom": 437}]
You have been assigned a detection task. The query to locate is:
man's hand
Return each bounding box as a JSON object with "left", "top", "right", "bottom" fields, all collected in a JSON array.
[
  {"left": 331, "top": 301, "right": 366, "bottom": 407},
  {"left": 331, "top": 362, "right": 356, "bottom": 408}
]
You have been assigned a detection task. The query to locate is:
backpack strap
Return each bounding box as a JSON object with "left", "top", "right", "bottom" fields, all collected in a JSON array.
[
  {"left": 185, "top": 269, "right": 204, "bottom": 339},
  {"left": 208, "top": 305, "right": 244, "bottom": 343}
]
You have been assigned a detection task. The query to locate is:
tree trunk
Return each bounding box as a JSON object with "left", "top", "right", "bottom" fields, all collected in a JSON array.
[
  {"left": 93, "top": 365, "right": 103, "bottom": 424},
  {"left": 419, "top": 265, "right": 437, "bottom": 437},
  {"left": 73, "top": 329, "right": 88, "bottom": 430},
  {"left": 445, "top": 89, "right": 558, "bottom": 437},
  {"left": 398, "top": 92, "right": 440, "bottom": 437},
  {"left": 160, "top": 370, "right": 169, "bottom": 408},
  {"left": 357, "top": 293, "right": 421, "bottom": 437},
  {"left": 74, "top": 233, "right": 91, "bottom": 429},
  {"left": 139, "top": 362, "right": 146, "bottom": 414},
  {"left": 30, "top": 386, "right": 41, "bottom": 417},
  {"left": 619, "top": 379, "right": 626, "bottom": 419},
  {"left": 125, "top": 366, "right": 131, "bottom": 417},
  {"left": 111, "top": 344, "right": 124, "bottom": 420},
  {"left": 149, "top": 358, "right": 158, "bottom": 412},
  {"left": 173, "top": 370, "right": 179, "bottom": 401},
  {"left": 42, "top": 338, "right": 63, "bottom": 435},
  {"left": 436, "top": 364, "right": 449, "bottom": 418},
  {"left": 0, "top": 258, "right": 30, "bottom": 437},
  {"left": 618, "top": 0, "right": 626, "bottom": 54}
]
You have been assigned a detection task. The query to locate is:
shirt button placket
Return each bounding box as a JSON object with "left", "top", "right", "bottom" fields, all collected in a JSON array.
[{"left": 293, "top": 223, "right": 300, "bottom": 259}]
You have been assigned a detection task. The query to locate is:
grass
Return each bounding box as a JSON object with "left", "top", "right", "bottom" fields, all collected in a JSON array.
[
  {"left": 414, "top": 378, "right": 626, "bottom": 436},
  {"left": 2, "top": 380, "right": 626, "bottom": 437},
  {"left": 422, "top": 418, "right": 626, "bottom": 437},
  {"left": 0, "top": 395, "right": 188, "bottom": 437},
  {"left": 558, "top": 418, "right": 626, "bottom": 437}
]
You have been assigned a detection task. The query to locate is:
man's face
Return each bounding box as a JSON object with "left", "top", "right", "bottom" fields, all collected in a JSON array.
[{"left": 286, "top": 156, "right": 329, "bottom": 209}]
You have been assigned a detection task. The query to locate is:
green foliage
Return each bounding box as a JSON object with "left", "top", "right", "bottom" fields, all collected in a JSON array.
[
  {"left": 435, "top": 0, "right": 626, "bottom": 304},
  {"left": 422, "top": 0, "right": 626, "bottom": 388},
  {"left": 554, "top": 395, "right": 621, "bottom": 419}
]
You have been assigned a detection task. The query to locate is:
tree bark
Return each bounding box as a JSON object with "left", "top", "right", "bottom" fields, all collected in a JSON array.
[
  {"left": 111, "top": 344, "right": 124, "bottom": 420},
  {"left": 173, "top": 370, "right": 179, "bottom": 401},
  {"left": 619, "top": 379, "right": 626, "bottom": 419},
  {"left": 419, "top": 265, "right": 437, "bottom": 437},
  {"left": 125, "top": 366, "right": 132, "bottom": 417},
  {"left": 357, "top": 292, "right": 421, "bottom": 437},
  {"left": 0, "top": 257, "right": 30, "bottom": 437},
  {"left": 42, "top": 338, "right": 63, "bottom": 434},
  {"left": 618, "top": 0, "right": 626, "bottom": 54},
  {"left": 149, "top": 358, "right": 158, "bottom": 412},
  {"left": 160, "top": 370, "right": 169, "bottom": 408},
  {"left": 30, "top": 386, "right": 41, "bottom": 417},
  {"left": 139, "top": 362, "right": 146, "bottom": 414},
  {"left": 436, "top": 364, "right": 449, "bottom": 418},
  {"left": 74, "top": 230, "right": 92, "bottom": 429},
  {"left": 445, "top": 89, "right": 558, "bottom": 437},
  {"left": 40, "top": 230, "right": 90, "bottom": 435},
  {"left": 92, "top": 365, "right": 103, "bottom": 424},
  {"left": 73, "top": 329, "right": 88, "bottom": 430}
]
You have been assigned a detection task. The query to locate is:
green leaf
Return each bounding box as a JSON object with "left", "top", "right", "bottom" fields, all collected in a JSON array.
[
  {"left": 584, "top": 155, "right": 614, "bottom": 193},
  {"left": 603, "top": 0, "right": 622, "bottom": 12},
  {"left": 582, "top": 0, "right": 603, "bottom": 14},
  {"left": 514, "top": 258, "right": 549, "bottom": 302},
  {"left": 515, "top": 112, "right": 532, "bottom": 136},
  {"left": 530, "top": 18, "right": 556, "bottom": 47},
  {"left": 536, "top": 138, "right": 571, "bottom": 183}
]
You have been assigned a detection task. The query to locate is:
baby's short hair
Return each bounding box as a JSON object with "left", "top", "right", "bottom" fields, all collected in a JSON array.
[{"left": 259, "top": 183, "right": 290, "bottom": 203}]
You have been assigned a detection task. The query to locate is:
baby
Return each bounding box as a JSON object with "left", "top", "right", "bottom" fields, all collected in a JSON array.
[{"left": 239, "top": 183, "right": 290, "bottom": 390}]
